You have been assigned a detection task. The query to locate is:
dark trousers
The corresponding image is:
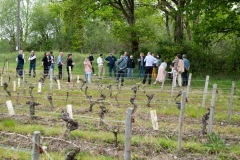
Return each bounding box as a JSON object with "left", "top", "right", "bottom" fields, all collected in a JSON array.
[
  {"left": 29, "top": 63, "right": 36, "bottom": 77},
  {"left": 58, "top": 65, "right": 62, "bottom": 79},
  {"left": 16, "top": 64, "right": 24, "bottom": 76},
  {"left": 182, "top": 69, "right": 188, "bottom": 85},
  {"left": 44, "top": 66, "right": 49, "bottom": 76},
  {"left": 67, "top": 70, "right": 71, "bottom": 82},
  {"left": 116, "top": 70, "right": 125, "bottom": 84},
  {"left": 108, "top": 65, "right": 116, "bottom": 77},
  {"left": 143, "top": 66, "right": 153, "bottom": 84}
]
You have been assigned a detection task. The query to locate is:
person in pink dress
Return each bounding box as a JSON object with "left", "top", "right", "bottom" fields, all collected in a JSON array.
[{"left": 153, "top": 60, "right": 167, "bottom": 84}]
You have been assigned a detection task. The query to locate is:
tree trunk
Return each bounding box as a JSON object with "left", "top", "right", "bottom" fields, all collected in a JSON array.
[
  {"left": 186, "top": 12, "right": 192, "bottom": 41},
  {"left": 165, "top": 13, "right": 171, "bottom": 39},
  {"left": 174, "top": 13, "right": 183, "bottom": 42}
]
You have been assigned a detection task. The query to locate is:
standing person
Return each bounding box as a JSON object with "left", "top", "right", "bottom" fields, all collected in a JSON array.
[
  {"left": 57, "top": 52, "right": 64, "bottom": 80},
  {"left": 172, "top": 54, "right": 184, "bottom": 87},
  {"left": 66, "top": 54, "right": 74, "bottom": 82},
  {"left": 152, "top": 54, "right": 157, "bottom": 79},
  {"left": 182, "top": 54, "right": 190, "bottom": 86},
  {"left": 47, "top": 52, "right": 52, "bottom": 77},
  {"left": 143, "top": 52, "right": 157, "bottom": 85},
  {"left": 124, "top": 51, "right": 128, "bottom": 77},
  {"left": 28, "top": 50, "right": 36, "bottom": 78},
  {"left": 42, "top": 52, "right": 49, "bottom": 76},
  {"left": 116, "top": 55, "right": 127, "bottom": 86},
  {"left": 97, "top": 54, "right": 105, "bottom": 79},
  {"left": 138, "top": 53, "right": 145, "bottom": 79},
  {"left": 127, "top": 55, "right": 135, "bottom": 79},
  {"left": 153, "top": 60, "right": 167, "bottom": 84},
  {"left": 84, "top": 57, "right": 92, "bottom": 84},
  {"left": 156, "top": 55, "right": 162, "bottom": 69},
  {"left": 16, "top": 50, "right": 24, "bottom": 77},
  {"left": 49, "top": 51, "right": 55, "bottom": 77},
  {"left": 105, "top": 53, "right": 117, "bottom": 78},
  {"left": 89, "top": 53, "right": 96, "bottom": 76}
]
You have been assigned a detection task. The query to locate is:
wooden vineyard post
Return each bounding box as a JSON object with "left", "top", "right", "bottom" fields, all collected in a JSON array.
[
  {"left": 18, "top": 78, "right": 20, "bottom": 87},
  {"left": 62, "top": 65, "right": 64, "bottom": 80},
  {"left": 66, "top": 104, "right": 73, "bottom": 119},
  {"left": 38, "top": 82, "right": 42, "bottom": 93},
  {"left": 124, "top": 108, "right": 133, "bottom": 160},
  {"left": 202, "top": 75, "right": 209, "bottom": 107},
  {"left": 160, "top": 71, "right": 167, "bottom": 92},
  {"left": 6, "top": 100, "right": 15, "bottom": 116},
  {"left": 57, "top": 80, "right": 61, "bottom": 90},
  {"left": 32, "top": 131, "right": 41, "bottom": 160},
  {"left": 150, "top": 110, "right": 158, "bottom": 130},
  {"left": 186, "top": 73, "right": 192, "bottom": 100},
  {"left": 50, "top": 68, "right": 53, "bottom": 92},
  {"left": 69, "top": 66, "right": 72, "bottom": 83},
  {"left": 0, "top": 74, "right": 2, "bottom": 86},
  {"left": 22, "top": 70, "right": 26, "bottom": 97},
  {"left": 208, "top": 84, "right": 217, "bottom": 134},
  {"left": 177, "top": 91, "right": 186, "bottom": 153},
  {"left": 228, "top": 81, "right": 235, "bottom": 124},
  {"left": 13, "top": 81, "right": 16, "bottom": 91},
  {"left": 171, "top": 71, "right": 176, "bottom": 97}
]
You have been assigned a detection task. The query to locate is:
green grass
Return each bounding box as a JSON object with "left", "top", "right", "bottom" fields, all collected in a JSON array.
[{"left": 0, "top": 52, "right": 240, "bottom": 159}]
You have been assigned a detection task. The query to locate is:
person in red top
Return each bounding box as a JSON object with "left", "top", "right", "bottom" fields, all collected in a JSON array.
[{"left": 84, "top": 57, "right": 92, "bottom": 84}]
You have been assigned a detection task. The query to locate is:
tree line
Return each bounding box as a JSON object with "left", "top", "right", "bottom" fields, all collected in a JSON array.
[{"left": 0, "top": 0, "right": 239, "bottom": 77}]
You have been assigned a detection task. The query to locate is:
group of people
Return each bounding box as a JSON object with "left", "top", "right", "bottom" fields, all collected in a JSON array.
[
  {"left": 16, "top": 50, "right": 190, "bottom": 87},
  {"left": 16, "top": 51, "right": 75, "bottom": 83}
]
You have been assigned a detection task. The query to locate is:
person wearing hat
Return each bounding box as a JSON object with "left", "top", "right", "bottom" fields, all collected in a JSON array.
[{"left": 97, "top": 54, "right": 105, "bottom": 79}]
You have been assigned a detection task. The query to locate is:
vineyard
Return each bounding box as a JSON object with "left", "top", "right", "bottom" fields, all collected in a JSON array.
[{"left": 0, "top": 63, "right": 240, "bottom": 160}]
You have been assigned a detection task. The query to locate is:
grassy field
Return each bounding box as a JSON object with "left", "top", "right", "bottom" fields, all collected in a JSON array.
[{"left": 0, "top": 52, "right": 240, "bottom": 159}]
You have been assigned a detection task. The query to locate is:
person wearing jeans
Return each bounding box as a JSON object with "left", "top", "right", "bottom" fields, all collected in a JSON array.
[
  {"left": 138, "top": 53, "right": 145, "bottom": 79},
  {"left": 28, "top": 50, "right": 36, "bottom": 77},
  {"left": 49, "top": 51, "right": 55, "bottom": 77},
  {"left": 127, "top": 55, "right": 135, "bottom": 79},
  {"left": 182, "top": 54, "right": 190, "bottom": 86},
  {"left": 105, "top": 53, "right": 117, "bottom": 78},
  {"left": 57, "top": 52, "right": 64, "bottom": 79},
  {"left": 84, "top": 57, "right": 92, "bottom": 84}
]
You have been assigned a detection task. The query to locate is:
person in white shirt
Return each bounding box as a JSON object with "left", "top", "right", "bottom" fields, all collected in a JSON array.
[
  {"left": 153, "top": 60, "right": 167, "bottom": 84},
  {"left": 143, "top": 52, "right": 157, "bottom": 85},
  {"left": 97, "top": 54, "right": 105, "bottom": 79}
]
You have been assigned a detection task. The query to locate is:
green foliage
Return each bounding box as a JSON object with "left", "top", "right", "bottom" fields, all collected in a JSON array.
[
  {"left": 1, "top": 119, "right": 16, "bottom": 128},
  {"left": 155, "top": 39, "right": 240, "bottom": 78},
  {"left": 204, "top": 133, "right": 228, "bottom": 155}
]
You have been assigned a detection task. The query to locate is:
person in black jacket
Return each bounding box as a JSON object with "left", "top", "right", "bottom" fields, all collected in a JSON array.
[
  {"left": 42, "top": 52, "right": 49, "bottom": 76},
  {"left": 66, "top": 54, "right": 75, "bottom": 82},
  {"left": 127, "top": 55, "right": 135, "bottom": 79},
  {"left": 89, "top": 53, "right": 96, "bottom": 75}
]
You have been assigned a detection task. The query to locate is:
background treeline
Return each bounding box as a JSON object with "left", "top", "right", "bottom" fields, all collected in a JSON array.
[{"left": 0, "top": 0, "right": 239, "bottom": 78}]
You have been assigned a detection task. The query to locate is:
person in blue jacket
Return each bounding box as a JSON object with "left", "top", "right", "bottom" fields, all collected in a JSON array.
[{"left": 105, "top": 53, "right": 117, "bottom": 78}]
